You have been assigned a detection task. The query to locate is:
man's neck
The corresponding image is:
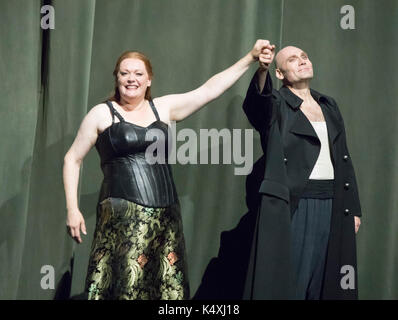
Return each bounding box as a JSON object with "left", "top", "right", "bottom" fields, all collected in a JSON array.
[{"left": 287, "top": 81, "right": 312, "bottom": 101}]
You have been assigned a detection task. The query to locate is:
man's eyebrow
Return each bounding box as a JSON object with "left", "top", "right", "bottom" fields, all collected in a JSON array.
[
  {"left": 286, "top": 54, "right": 298, "bottom": 60},
  {"left": 286, "top": 52, "right": 308, "bottom": 61}
]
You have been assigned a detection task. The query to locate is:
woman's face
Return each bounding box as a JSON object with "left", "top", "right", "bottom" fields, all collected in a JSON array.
[{"left": 117, "top": 58, "right": 151, "bottom": 101}]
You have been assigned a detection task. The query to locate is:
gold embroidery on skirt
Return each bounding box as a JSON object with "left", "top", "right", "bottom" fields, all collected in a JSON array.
[{"left": 85, "top": 198, "right": 189, "bottom": 300}]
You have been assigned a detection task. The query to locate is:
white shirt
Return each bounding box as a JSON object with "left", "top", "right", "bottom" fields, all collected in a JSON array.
[{"left": 308, "top": 121, "right": 334, "bottom": 180}]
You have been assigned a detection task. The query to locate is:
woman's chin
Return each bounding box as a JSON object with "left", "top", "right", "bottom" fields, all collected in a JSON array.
[{"left": 121, "top": 93, "right": 140, "bottom": 101}]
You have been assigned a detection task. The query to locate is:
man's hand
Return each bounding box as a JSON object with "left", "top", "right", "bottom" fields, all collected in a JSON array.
[
  {"left": 258, "top": 44, "right": 276, "bottom": 71},
  {"left": 251, "top": 40, "right": 275, "bottom": 62},
  {"left": 255, "top": 42, "right": 275, "bottom": 92},
  {"left": 354, "top": 216, "right": 361, "bottom": 234}
]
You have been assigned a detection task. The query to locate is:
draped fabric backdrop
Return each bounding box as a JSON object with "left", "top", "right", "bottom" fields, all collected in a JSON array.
[{"left": 0, "top": 0, "right": 397, "bottom": 299}]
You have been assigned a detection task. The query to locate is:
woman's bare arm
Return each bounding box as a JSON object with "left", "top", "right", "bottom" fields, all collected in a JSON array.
[
  {"left": 63, "top": 104, "right": 104, "bottom": 243},
  {"left": 154, "top": 39, "right": 271, "bottom": 122}
]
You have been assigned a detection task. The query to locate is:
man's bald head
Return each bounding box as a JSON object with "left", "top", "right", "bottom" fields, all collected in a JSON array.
[
  {"left": 274, "top": 46, "right": 313, "bottom": 85},
  {"left": 275, "top": 46, "right": 303, "bottom": 70}
]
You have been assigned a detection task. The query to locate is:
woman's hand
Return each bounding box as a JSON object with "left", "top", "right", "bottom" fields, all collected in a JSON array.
[{"left": 66, "top": 209, "right": 87, "bottom": 243}]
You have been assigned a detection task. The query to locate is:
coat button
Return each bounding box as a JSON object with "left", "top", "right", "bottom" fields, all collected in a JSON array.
[
  {"left": 284, "top": 157, "right": 288, "bottom": 164},
  {"left": 344, "top": 182, "right": 350, "bottom": 190},
  {"left": 343, "top": 155, "right": 349, "bottom": 161},
  {"left": 344, "top": 208, "right": 350, "bottom": 215}
]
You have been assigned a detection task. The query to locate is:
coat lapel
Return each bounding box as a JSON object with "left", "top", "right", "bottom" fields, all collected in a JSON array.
[
  {"left": 289, "top": 110, "right": 319, "bottom": 140},
  {"left": 311, "top": 89, "right": 343, "bottom": 144},
  {"left": 279, "top": 86, "right": 342, "bottom": 144}
]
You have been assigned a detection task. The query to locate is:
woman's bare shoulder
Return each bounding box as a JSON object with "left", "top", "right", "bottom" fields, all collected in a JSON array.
[
  {"left": 152, "top": 97, "right": 171, "bottom": 123},
  {"left": 153, "top": 96, "right": 172, "bottom": 107},
  {"left": 86, "top": 102, "right": 112, "bottom": 121},
  {"left": 83, "top": 102, "right": 113, "bottom": 133},
  {"left": 88, "top": 102, "right": 110, "bottom": 115}
]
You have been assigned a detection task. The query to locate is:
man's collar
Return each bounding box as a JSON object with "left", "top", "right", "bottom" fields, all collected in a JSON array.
[{"left": 279, "top": 85, "right": 329, "bottom": 109}]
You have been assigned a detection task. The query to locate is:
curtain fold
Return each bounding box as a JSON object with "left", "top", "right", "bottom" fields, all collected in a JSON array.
[{"left": 0, "top": 0, "right": 42, "bottom": 299}]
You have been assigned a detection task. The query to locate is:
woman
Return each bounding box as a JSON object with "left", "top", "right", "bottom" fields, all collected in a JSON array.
[{"left": 63, "top": 39, "right": 270, "bottom": 300}]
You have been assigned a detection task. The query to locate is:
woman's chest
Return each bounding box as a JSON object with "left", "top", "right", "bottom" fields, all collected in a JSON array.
[{"left": 107, "top": 122, "right": 169, "bottom": 157}]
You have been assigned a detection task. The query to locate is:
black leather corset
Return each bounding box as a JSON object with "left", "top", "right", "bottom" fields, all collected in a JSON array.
[{"left": 95, "top": 119, "right": 178, "bottom": 208}]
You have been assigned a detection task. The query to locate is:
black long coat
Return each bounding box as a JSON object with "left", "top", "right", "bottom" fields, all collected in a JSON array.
[{"left": 242, "top": 72, "right": 362, "bottom": 300}]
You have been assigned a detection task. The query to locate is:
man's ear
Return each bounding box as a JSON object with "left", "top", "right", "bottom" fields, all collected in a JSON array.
[{"left": 275, "top": 68, "right": 284, "bottom": 80}]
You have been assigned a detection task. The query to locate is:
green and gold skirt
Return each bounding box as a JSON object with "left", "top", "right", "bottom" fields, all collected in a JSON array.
[{"left": 84, "top": 197, "right": 189, "bottom": 300}]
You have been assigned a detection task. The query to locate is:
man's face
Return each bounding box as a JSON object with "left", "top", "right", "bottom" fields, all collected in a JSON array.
[{"left": 275, "top": 46, "right": 313, "bottom": 84}]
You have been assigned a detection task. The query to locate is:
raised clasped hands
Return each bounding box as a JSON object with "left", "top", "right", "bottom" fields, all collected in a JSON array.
[{"left": 251, "top": 40, "right": 276, "bottom": 70}]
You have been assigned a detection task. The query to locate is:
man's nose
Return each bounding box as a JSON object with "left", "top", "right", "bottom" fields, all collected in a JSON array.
[{"left": 298, "top": 57, "right": 306, "bottom": 65}]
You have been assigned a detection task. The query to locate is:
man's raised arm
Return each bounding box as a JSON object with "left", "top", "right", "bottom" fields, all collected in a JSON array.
[{"left": 242, "top": 42, "right": 276, "bottom": 132}]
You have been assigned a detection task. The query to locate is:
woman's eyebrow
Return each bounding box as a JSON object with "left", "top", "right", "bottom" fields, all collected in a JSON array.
[{"left": 120, "top": 68, "right": 143, "bottom": 72}]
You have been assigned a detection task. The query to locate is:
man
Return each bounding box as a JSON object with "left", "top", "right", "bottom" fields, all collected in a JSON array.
[{"left": 242, "top": 42, "right": 362, "bottom": 300}]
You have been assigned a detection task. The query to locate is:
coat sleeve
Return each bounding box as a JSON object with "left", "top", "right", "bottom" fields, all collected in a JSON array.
[
  {"left": 332, "top": 98, "right": 362, "bottom": 218},
  {"left": 242, "top": 71, "right": 275, "bottom": 133}
]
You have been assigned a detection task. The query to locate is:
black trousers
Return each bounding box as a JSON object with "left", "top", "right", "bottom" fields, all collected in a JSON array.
[{"left": 291, "top": 179, "right": 334, "bottom": 300}]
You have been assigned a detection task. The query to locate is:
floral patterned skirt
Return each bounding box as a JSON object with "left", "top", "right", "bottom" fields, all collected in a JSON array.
[{"left": 84, "top": 197, "right": 189, "bottom": 300}]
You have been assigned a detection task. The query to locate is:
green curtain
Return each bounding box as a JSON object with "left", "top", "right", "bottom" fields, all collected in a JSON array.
[{"left": 0, "top": 0, "right": 396, "bottom": 299}]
